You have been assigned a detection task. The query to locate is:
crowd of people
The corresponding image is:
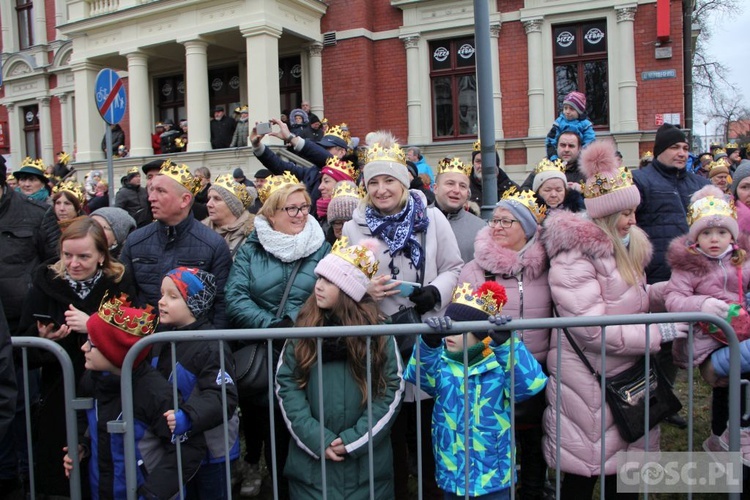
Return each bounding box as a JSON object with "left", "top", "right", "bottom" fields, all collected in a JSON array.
[{"left": 2, "top": 96, "right": 750, "bottom": 500}]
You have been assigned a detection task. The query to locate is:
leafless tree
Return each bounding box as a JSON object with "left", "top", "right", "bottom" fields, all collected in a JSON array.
[
  {"left": 691, "top": 0, "right": 741, "bottom": 102},
  {"left": 708, "top": 92, "right": 750, "bottom": 142}
]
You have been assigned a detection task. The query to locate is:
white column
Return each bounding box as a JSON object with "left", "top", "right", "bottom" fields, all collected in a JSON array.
[
  {"left": 125, "top": 51, "right": 153, "bottom": 156},
  {"left": 72, "top": 60, "right": 105, "bottom": 162},
  {"left": 241, "top": 25, "right": 282, "bottom": 133},
  {"left": 306, "top": 42, "right": 324, "bottom": 118},
  {"left": 34, "top": 0, "right": 48, "bottom": 46},
  {"left": 57, "top": 93, "right": 74, "bottom": 154},
  {"left": 489, "top": 23, "right": 504, "bottom": 140},
  {"left": 616, "top": 5, "right": 639, "bottom": 132},
  {"left": 181, "top": 39, "right": 211, "bottom": 152},
  {"left": 523, "top": 18, "right": 546, "bottom": 137},
  {"left": 0, "top": 2, "right": 15, "bottom": 53},
  {"left": 402, "top": 35, "right": 421, "bottom": 144},
  {"left": 38, "top": 97, "right": 54, "bottom": 166},
  {"left": 6, "top": 103, "right": 22, "bottom": 162}
]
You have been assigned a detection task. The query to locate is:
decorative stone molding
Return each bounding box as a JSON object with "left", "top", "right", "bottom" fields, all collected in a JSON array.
[
  {"left": 5, "top": 103, "right": 15, "bottom": 112},
  {"left": 401, "top": 35, "right": 420, "bottom": 49},
  {"left": 37, "top": 97, "right": 51, "bottom": 106},
  {"left": 9, "top": 63, "right": 32, "bottom": 76},
  {"left": 616, "top": 6, "right": 637, "bottom": 23},
  {"left": 490, "top": 23, "right": 502, "bottom": 38},
  {"left": 307, "top": 42, "right": 323, "bottom": 57},
  {"left": 523, "top": 18, "right": 544, "bottom": 35},
  {"left": 56, "top": 93, "right": 69, "bottom": 103}
]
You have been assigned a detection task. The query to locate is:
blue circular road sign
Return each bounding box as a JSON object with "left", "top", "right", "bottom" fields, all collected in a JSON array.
[{"left": 95, "top": 68, "right": 127, "bottom": 125}]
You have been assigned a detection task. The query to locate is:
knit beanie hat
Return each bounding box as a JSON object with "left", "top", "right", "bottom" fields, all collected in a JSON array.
[
  {"left": 687, "top": 185, "right": 738, "bottom": 242},
  {"left": 166, "top": 267, "right": 217, "bottom": 319},
  {"left": 90, "top": 207, "right": 137, "bottom": 246},
  {"left": 731, "top": 160, "right": 750, "bottom": 198},
  {"left": 726, "top": 142, "right": 739, "bottom": 157},
  {"left": 362, "top": 133, "right": 410, "bottom": 189},
  {"left": 211, "top": 174, "right": 254, "bottom": 218},
  {"left": 495, "top": 188, "right": 546, "bottom": 240},
  {"left": 314, "top": 237, "right": 379, "bottom": 301},
  {"left": 581, "top": 140, "right": 641, "bottom": 219},
  {"left": 233, "top": 167, "right": 245, "bottom": 180},
  {"left": 445, "top": 281, "right": 508, "bottom": 322},
  {"left": 707, "top": 160, "right": 730, "bottom": 180},
  {"left": 531, "top": 158, "right": 567, "bottom": 192},
  {"left": 327, "top": 181, "right": 362, "bottom": 224},
  {"left": 714, "top": 148, "right": 728, "bottom": 161},
  {"left": 86, "top": 294, "right": 157, "bottom": 368},
  {"left": 653, "top": 123, "right": 687, "bottom": 159},
  {"left": 563, "top": 91, "right": 587, "bottom": 116},
  {"left": 405, "top": 161, "right": 419, "bottom": 180}
]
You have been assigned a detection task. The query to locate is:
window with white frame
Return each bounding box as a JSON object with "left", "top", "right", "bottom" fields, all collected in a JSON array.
[
  {"left": 16, "top": 0, "right": 34, "bottom": 50},
  {"left": 430, "top": 37, "right": 478, "bottom": 140}
]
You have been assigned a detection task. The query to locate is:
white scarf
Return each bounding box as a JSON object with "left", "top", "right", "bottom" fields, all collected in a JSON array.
[{"left": 254, "top": 214, "right": 325, "bottom": 262}]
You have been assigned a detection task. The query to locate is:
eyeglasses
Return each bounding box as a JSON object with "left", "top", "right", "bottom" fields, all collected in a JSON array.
[
  {"left": 280, "top": 204, "right": 311, "bottom": 217},
  {"left": 487, "top": 218, "right": 518, "bottom": 229},
  {"left": 84, "top": 337, "right": 97, "bottom": 352}
]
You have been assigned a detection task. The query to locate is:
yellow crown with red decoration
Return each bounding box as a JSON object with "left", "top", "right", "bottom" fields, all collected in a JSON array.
[
  {"left": 330, "top": 236, "right": 379, "bottom": 279},
  {"left": 533, "top": 157, "right": 566, "bottom": 176},
  {"left": 714, "top": 148, "right": 727, "bottom": 157},
  {"left": 235, "top": 105, "right": 249, "bottom": 114},
  {"left": 21, "top": 157, "right": 45, "bottom": 173},
  {"left": 323, "top": 157, "right": 357, "bottom": 181},
  {"left": 500, "top": 186, "right": 547, "bottom": 224},
  {"left": 331, "top": 180, "right": 365, "bottom": 200},
  {"left": 325, "top": 124, "right": 351, "bottom": 143},
  {"left": 52, "top": 179, "right": 85, "bottom": 204},
  {"left": 687, "top": 195, "right": 736, "bottom": 226},
  {"left": 582, "top": 166, "right": 635, "bottom": 200},
  {"left": 96, "top": 293, "right": 158, "bottom": 337},
  {"left": 472, "top": 140, "right": 481, "bottom": 152},
  {"left": 258, "top": 171, "right": 301, "bottom": 204},
  {"left": 450, "top": 282, "right": 508, "bottom": 316},
  {"left": 364, "top": 142, "right": 406, "bottom": 167},
  {"left": 213, "top": 173, "right": 253, "bottom": 208},
  {"left": 709, "top": 159, "right": 730, "bottom": 171},
  {"left": 127, "top": 166, "right": 140, "bottom": 175},
  {"left": 158, "top": 159, "right": 200, "bottom": 195},
  {"left": 57, "top": 151, "right": 71, "bottom": 166},
  {"left": 437, "top": 157, "right": 472, "bottom": 177}
]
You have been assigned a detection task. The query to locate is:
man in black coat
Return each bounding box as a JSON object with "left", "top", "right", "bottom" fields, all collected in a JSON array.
[
  {"left": 210, "top": 106, "right": 236, "bottom": 149},
  {"left": 115, "top": 166, "right": 152, "bottom": 228}
]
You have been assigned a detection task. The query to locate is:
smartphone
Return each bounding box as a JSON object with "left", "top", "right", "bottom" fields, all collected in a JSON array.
[
  {"left": 256, "top": 122, "right": 273, "bottom": 135},
  {"left": 387, "top": 280, "right": 422, "bottom": 298},
  {"left": 33, "top": 314, "right": 60, "bottom": 329}
]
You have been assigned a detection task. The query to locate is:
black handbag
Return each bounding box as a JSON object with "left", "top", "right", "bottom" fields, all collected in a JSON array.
[
  {"left": 234, "top": 261, "right": 301, "bottom": 396},
  {"left": 561, "top": 326, "right": 682, "bottom": 443}
]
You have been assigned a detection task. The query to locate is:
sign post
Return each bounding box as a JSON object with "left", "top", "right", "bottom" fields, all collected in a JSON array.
[{"left": 94, "top": 68, "right": 127, "bottom": 205}]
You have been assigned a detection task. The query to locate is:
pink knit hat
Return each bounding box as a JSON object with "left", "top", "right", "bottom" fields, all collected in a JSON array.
[
  {"left": 314, "top": 237, "right": 380, "bottom": 301},
  {"left": 581, "top": 140, "right": 641, "bottom": 219},
  {"left": 687, "top": 185, "right": 738, "bottom": 242},
  {"left": 564, "top": 91, "right": 587, "bottom": 116}
]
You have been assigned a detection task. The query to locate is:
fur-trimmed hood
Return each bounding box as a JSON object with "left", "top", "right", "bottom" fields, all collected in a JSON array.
[
  {"left": 667, "top": 232, "right": 750, "bottom": 277},
  {"left": 541, "top": 209, "right": 652, "bottom": 267},
  {"left": 473, "top": 226, "right": 548, "bottom": 280}
]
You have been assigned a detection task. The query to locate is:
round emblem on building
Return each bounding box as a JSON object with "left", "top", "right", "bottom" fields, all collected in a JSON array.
[
  {"left": 229, "top": 76, "right": 240, "bottom": 89},
  {"left": 433, "top": 46, "right": 449, "bottom": 62},
  {"left": 161, "top": 83, "right": 173, "bottom": 96},
  {"left": 25, "top": 111, "right": 34, "bottom": 123},
  {"left": 291, "top": 64, "right": 302, "bottom": 79},
  {"left": 457, "top": 43, "right": 475, "bottom": 59},
  {"left": 556, "top": 31, "right": 575, "bottom": 47},
  {"left": 584, "top": 28, "right": 605, "bottom": 44},
  {"left": 177, "top": 81, "right": 185, "bottom": 94},
  {"left": 211, "top": 78, "right": 223, "bottom": 92}
]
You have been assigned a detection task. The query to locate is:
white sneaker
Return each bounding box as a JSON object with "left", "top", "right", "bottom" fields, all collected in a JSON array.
[
  {"left": 717, "top": 425, "right": 750, "bottom": 466},
  {"left": 239, "top": 463, "right": 263, "bottom": 497}
]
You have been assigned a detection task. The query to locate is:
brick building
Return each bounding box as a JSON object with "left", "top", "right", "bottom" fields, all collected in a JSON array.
[{"left": 0, "top": 0, "right": 689, "bottom": 179}]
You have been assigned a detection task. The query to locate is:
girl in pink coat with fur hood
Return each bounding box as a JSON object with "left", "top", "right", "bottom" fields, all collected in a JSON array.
[{"left": 540, "top": 140, "right": 687, "bottom": 499}]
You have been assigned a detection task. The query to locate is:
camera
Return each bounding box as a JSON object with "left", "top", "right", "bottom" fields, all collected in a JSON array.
[{"left": 256, "top": 122, "right": 273, "bottom": 135}]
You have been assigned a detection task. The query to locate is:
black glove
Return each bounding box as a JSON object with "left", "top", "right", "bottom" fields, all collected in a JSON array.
[
  {"left": 409, "top": 285, "right": 440, "bottom": 315},
  {"left": 274, "top": 317, "right": 294, "bottom": 329}
]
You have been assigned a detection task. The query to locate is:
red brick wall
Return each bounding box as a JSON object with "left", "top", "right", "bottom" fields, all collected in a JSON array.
[
  {"left": 321, "top": 0, "right": 402, "bottom": 33},
  {"left": 499, "top": 20, "right": 529, "bottom": 139},
  {"left": 46, "top": 0, "right": 57, "bottom": 44},
  {"left": 505, "top": 148, "right": 526, "bottom": 165}
]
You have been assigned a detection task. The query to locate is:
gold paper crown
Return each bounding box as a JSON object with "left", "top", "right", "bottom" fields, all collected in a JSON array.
[
  {"left": 127, "top": 166, "right": 140, "bottom": 175},
  {"left": 235, "top": 105, "right": 249, "bottom": 113},
  {"left": 321, "top": 117, "right": 329, "bottom": 124},
  {"left": 57, "top": 152, "right": 71, "bottom": 166},
  {"left": 714, "top": 148, "right": 727, "bottom": 156},
  {"left": 708, "top": 159, "right": 730, "bottom": 171},
  {"left": 97, "top": 293, "right": 158, "bottom": 337},
  {"left": 155, "top": 122, "right": 164, "bottom": 128},
  {"left": 158, "top": 159, "right": 201, "bottom": 195},
  {"left": 213, "top": 173, "right": 253, "bottom": 209},
  {"left": 330, "top": 236, "right": 379, "bottom": 279},
  {"left": 364, "top": 142, "right": 406, "bottom": 167},
  {"left": 437, "top": 157, "right": 472, "bottom": 177},
  {"left": 500, "top": 186, "right": 547, "bottom": 224},
  {"left": 533, "top": 158, "right": 566, "bottom": 176},
  {"left": 175, "top": 137, "right": 186, "bottom": 148},
  {"left": 641, "top": 151, "right": 653, "bottom": 158},
  {"left": 582, "top": 166, "right": 635, "bottom": 200},
  {"left": 52, "top": 179, "right": 85, "bottom": 204},
  {"left": 726, "top": 142, "right": 739, "bottom": 149},
  {"left": 450, "top": 282, "right": 507, "bottom": 316},
  {"left": 258, "top": 172, "right": 300, "bottom": 204},
  {"left": 473, "top": 140, "right": 481, "bottom": 152},
  {"left": 21, "top": 157, "right": 45, "bottom": 173},
  {"left": 687, "top": 195, "right": 736, "bottom": 226},
  {"left": 325, "top": 125, "right": 351, "bottom": 144},
  {"left": 332, "top": 180, "right": 365, "bottom": 200},
  {"left": 6, "top": 174, "right": 15, "bottom": 181},
  {"left": 699, "top": 152, "right": 713, "bottom": 160},
  {"left": 323, "top": 157, "right": 357, "bottom": 181}
]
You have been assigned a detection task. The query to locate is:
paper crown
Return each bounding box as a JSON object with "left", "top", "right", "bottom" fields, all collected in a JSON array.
[
  {"left": 500, "top": 186, "right": 547, "bottom": 224},
  {"left": 687, "top": 195, "right": 736, "bottom": 226},
  {"left": 437, "top": 157, "right": 471, "bottom": 177},
  {"left": 533, "top": 157, "right": 566, "bottom": 176},
  {"left": 641, "top": 151, "right": 653, "bottom": 159},
  {"left": 726, "top": 142, "right": 739, "bottom": 149},
  {"left": 331, "top": 180, "right": 365, "bottom": 200},
  {"left": 325, "top": 124, "right": 350, "bottom": 143},
  {"left": 472, "top": 140, "right": 481, "bottom": 152},
  {"left": 175, "top": 137, "right": 186, "bottom": 148},
  {"left": 96, "top": 293, "right": 158, "bottom": 337},
  {"left": 158, "top": 159, "right": 201, "bottom": 195},
  {"left": 52, "top": 179, "right": 85, "bottom": 204},
  {"left": 155, "top": 122, "right": 165, "bottom": 128},
  {"left": 323, "top": 157, "right": 357, "bottom": 181},
  {"left": 330, "top": 236, "right": 379, "bottom": 279},
  {"left": 709, "top": 159, "right": 730, "bottom": 171},
  {"left": 21, "top": 157, "right": 45, "bottom": 173},
  {"left": 714, "top": 148, "right": 727, "bottom": 156},
  {"left": 57, "top": 152, "right": 71, "bottom": 166},
  {"left": 582, "top": 165, "right": 635, "bottom": 199},
  {"left": 213, "top": 173, "right": 253, "bottom": 208},
  {"left": 235, "top": 105, "right": 249, "bottom": 113},
  {"left": 364, "top": 141, "right": 406, "bottom": 167},
  {"left": 6, "top": 174, "right": 15, "bottom": 181},
  {"left": 127, "top": 166, "right": 140, "bottom": 175},
  {"left": 450, "top": 282, "right": 508, "bottom": 316},
  {"left": 700, "top": 153, "right": 713, "bottom": 160},
  {"left": 258, "top": 172, "right": 300, "bottom": 204}
]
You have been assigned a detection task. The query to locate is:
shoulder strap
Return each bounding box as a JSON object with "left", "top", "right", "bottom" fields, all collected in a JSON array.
[
  {"left": 276, "top": 260, "right": 303, "bottom": 319},
  {"left": 554, "top": 306, "right": 598, "bottom": 376}
]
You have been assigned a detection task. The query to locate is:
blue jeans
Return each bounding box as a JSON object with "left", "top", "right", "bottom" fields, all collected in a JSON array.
[
  {"left": 185, "top": 460, "right": 233, "bottom": 500},
  {"left": 443, "top": 488, "right": 510, "bottom": 500}
]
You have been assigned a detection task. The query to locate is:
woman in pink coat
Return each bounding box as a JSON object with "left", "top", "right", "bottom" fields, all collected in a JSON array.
[
  {"left": 540, "top": 140, "right": 686, "bottom": 499},
  {"left": 459, "top": 188, "right": 551, "bottom": 499}
]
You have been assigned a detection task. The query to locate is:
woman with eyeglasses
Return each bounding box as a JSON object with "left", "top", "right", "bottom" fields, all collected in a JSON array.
[
  {"left": 225, "top": 174, "right": 330, "bottom": 498},
  {"left": 17, "top": 217, "right": 134, "bottom": 497},
  {"left": 459, "top": 187, "right": 552, "bottom": 499}
]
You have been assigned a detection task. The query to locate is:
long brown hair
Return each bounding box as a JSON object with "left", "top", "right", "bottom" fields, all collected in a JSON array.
[
  {"left": 293, "top": 291, "right": 388, "bottom": 406},
  {"left": 50, "top": 216, "right": 125, "bottom": 282}
]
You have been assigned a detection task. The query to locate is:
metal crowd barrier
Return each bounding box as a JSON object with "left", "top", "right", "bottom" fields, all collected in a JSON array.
[{"left": 11, "top": 312, "right": 742, "bottom": 500}]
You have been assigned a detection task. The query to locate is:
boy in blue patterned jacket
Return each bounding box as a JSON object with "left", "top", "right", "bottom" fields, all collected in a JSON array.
[
  {"left": 404, "top": 282, "right": 547, "bottom": 499},
  {"left": 545, "top": 91, "right": 595, "bottom": 160}
]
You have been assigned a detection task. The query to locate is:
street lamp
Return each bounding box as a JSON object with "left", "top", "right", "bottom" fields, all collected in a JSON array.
[{"left": 703, "top": 118, "right": 709, "bottom": 150}]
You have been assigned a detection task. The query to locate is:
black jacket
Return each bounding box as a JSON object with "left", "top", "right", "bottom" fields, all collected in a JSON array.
[
  {"left": 0, "top": 299, "right": 16, "bottom": 443},
  {"left": 210, "top": 116, "right": 236, "bottom": 149},
  {"left": 115, "top": 182, "right": 152, "bottom": 228},
  {"left": 469, "top": 167, "right": 517, "bottom": 206}
]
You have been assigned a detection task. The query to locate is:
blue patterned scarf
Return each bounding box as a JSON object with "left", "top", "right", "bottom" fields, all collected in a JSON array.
[{"left": 365, "top": 191, "right": 429, "bottom": 271}]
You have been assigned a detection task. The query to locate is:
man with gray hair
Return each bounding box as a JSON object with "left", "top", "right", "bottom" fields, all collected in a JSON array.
[{"left": 406, "top": 146, "right": 435, "bottom": 188}]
